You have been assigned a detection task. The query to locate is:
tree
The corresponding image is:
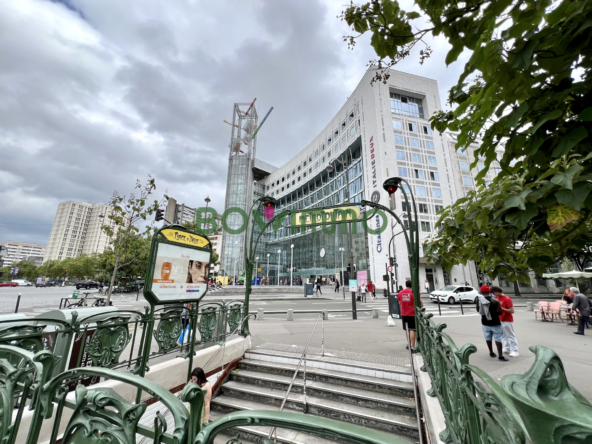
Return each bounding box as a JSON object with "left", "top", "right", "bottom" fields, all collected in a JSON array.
[
  {"left": 342, "top": 0, "right": 592, "bottom": 281},
  {"left": 102, "top": 176, "right": 167, "bottom": 303}
]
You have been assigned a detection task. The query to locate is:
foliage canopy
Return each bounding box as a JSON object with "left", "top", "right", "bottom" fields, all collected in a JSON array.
[{"left": 342, "top": 0, "right": 592, "bottom": 280}]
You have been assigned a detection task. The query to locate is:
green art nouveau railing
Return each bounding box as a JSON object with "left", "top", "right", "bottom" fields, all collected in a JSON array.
[
  {"left": 416, "top": 308, "right": 592, "bottom": 443},
  {"left": 0, "top": 301, "right": 246, "bottom": 377}
]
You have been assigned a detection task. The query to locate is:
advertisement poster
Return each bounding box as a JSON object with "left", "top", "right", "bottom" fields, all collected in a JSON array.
[
  {"left": 349, "top": 279, "right": 358, "bottom": 292},
  {"left": 152, "top": 242, "right": 210, "bottom": 301},
  {"left": 357, "top": 271, "right": 367, "bottom": 286}
]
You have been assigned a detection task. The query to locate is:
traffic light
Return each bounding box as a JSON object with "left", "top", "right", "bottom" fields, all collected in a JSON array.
[
  {"left": 347, "top": 263, "right": 351, "bottom": 273},
  {"left": 389, "top": 257, "right": 396, "bottom": 266},
  {"left": 155, "top": 209, "right": 164, "bottom": 221}
]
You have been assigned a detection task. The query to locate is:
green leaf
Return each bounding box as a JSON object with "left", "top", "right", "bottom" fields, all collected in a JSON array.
[
  {"left": 552, "top": 126, "right": 588, "bottom": 157},
  {"left": 530, "top": 109, "right": 562, "bottom": 134},
  {"left": 406, "top": 11, "right": 420, "bottom": 19},
  {"left": 550, "top": 164, "right": 584, "bottom": 190},
  {"left": 555, "top": 182, "right": 592, "bottom": 211},
  {"left": 579, "top": 107, "right": 592, "bottom": 121},
  {"left": 445, "top": 43, "right": 464, "bottom": 66},
  {"left": 510, "top": 40, "right": 537, "bottom": 70},
  {"left": 505, "top": 203, "right": 537, "bottom": 230},
  {"left": 503, "top": 189, "right": 531, "bottom": 210}
]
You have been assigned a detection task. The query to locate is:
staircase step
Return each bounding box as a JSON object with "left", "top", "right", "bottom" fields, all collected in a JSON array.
[
  {"left": 238, "top": 359, "right": 414, "bottom": 397},
  {"left": 212, "top": 394, "right": 419, "bottom": 439},
  {"left": 229, "top": 371, "right": 415, "bottom": 416}
]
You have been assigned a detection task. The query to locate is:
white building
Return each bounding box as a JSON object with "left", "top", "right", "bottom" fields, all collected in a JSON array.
[
  {"left": 0, "top": 241, "right": 46, "bottom": 267},
  {"left": 45, "top": 202, "right": 116, "bottom": 262}
]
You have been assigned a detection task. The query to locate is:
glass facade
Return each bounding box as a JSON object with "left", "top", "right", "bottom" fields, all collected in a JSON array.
[
  {"left": 390, "top": 93, "right": 425, "bottom": 119},
  {"left": 256, "top": 142, "right": 369, "bottom": 284}
]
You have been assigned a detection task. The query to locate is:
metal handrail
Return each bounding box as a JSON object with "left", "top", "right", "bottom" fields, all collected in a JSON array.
[
  {"left": 268, "top": 313, "right": 323, "bottom": 441},
  {"left": 404, "top": 320, "right": 425, "bottom": 444},
  {"left": 203, "top": 314, "right": 256, "bottom": 371}
]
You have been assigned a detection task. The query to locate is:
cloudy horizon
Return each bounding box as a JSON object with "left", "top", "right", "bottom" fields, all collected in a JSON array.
[{"left": 0, "top": 0, "right": 465, "bottom": 246}]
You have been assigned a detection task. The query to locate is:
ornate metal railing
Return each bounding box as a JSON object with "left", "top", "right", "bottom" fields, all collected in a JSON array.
[
  {"left": 415, "top": 308, "right": 592, "bottom": 443},
  {"left": 0, "top": 301, "right": 246, "bottom": 379}
]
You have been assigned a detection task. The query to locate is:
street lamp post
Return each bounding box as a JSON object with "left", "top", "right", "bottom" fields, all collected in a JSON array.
[
  {"left": 277, "top": 250, "right": 281, "bottom": 285},
  {"left": 339, "top": 247, "right": 345, "bottom": 300},
  {"left": 266, "top": 254, "right": 270, "bottom": 281},
  {"left": 290, "top": 244, "right": 294, "bottom": 286},
  {"left": 233, "top": 240, "right": 238, "bottom": 286},
  {"left": 203, "top": 196, "right": 211, "bottom": 232},
  {"left": 327, "top": 157, "right": 356, "bottom": 319},
  {"left": 361, "top": 177, "right": 421, "bottom": 321}
]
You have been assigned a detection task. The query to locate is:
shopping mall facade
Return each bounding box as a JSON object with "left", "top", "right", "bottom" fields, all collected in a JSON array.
[{"left": 219, "top": 69, "right": 502, "bottom": 292}]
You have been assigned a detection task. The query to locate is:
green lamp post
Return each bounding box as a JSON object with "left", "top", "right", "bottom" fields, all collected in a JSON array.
[
  {"left": 361, "top": 177, "right": 420, "bottom": 314},
  {"left": 242, "top": 195, "right": 277, "bottom": 336}
]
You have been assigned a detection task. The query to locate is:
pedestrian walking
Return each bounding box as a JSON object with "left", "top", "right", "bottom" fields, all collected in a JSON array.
[
  {"left": 571, "top": 287, "right": 591, "bottom": 335},
  {"left": 367, "top": 280, "right": 375, "bottom": 301},
  {"left": 334, "top": 279, "right": 340, "bottom": 292},
  {"left": 492, "top": 286, "right": 519, "bottom": 357},
  {"left": 397, "top": 280, "right": 422, "bottom": 350},
  {"left": 424, "top": 279, "right": 430, "bottom": 294},
  {"left": 476, "top": 285, "right": 508, "bottom": 362},
  {"left": 360, "top": 283, "right": 367, "bottom": 302},
  {"left": 316, "top": 278, "right": 322, "bottom": 296}
]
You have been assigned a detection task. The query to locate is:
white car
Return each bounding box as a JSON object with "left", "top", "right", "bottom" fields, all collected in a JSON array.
[
  {"left": 429, "top": 285, "right": 480, "bottom": 305},
  {"left": 11, "top": 280, "right": 32, "bottom": 286}
]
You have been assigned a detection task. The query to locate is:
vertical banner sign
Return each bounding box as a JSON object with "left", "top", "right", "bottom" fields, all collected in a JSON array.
[
  {"left": 349, "top": 279, "right": 358, "bottom": 292},
  {"left": 357, "top": 270, "right": 368, "bottom": 286},
  {"left": 144, "top": 225, "right": 213, "bottom": 305}
]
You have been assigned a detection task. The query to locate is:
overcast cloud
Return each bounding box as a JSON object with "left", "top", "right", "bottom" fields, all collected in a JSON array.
[{"left": 0, "top": 0, "right": 466, "bottom": 245}]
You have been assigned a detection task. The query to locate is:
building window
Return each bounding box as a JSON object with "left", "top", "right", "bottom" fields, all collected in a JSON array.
[
  {"left": 435, "top": 204, "right": 444, "bottom": 212},
  {"left": 328, "top": 150, "right": 331, "bottom": 157},
  {"left": 335, "top": 130, "right": 339, "bottom": 138},
  {"left": 322, "top": 156, "right": 325, "bottom": 163},
  {"left": 408, "top": 123, "right": 418, "bottom": 132},
  {"left": 390, "top": 93, "right": 425, "bottom": 119},
  {"left": 315, "top": 162, "right": 319, "bottom": 169},
  {"left": 425, "top": 141, "right": 435, "bottom": 150},
  {"left": 460, "top": 161, "right": 470, "bottom": 170},
  {"left": 428, "top": 156, "right": 437, "bottom": 165},
  {"left": 416, "top": 186, "right": 426, "bottom": 196},
  {"left": 342, "top": 121, "right": 346, "bottom": 130},
  {"left": 396, "top": 151, "right": 406, "bottom": 161},
  {"left": 298, "top": 176, "right": 301, "bottom": 182},
  {"left": 303, "top": 172, "right": 306, "bottom": 178},
  {"left": 430, "top": 171, "right": 439, "bottom": 181},
  {"left": 349, "top": 112, "right": 354, "bottom": 122},
  {"left": 413, "top": 169, "right": 424, "bottom": 179},
  {"left": 421, "top": 221, "right": 431, "bottom": 232},
  {"left": 282, "top": 177, "right": 285, "bottom": 182},
  {"left": 462, "top": 176, "right": 473, "bottom": 186},
  {"left": 398, "top": 167, "right": 408, "bottom": 177},
  {"left": 315, "top": 150, "right": 319, "bottom": 158},
  {"left": 423, "top": 125, "right": 432, "bottom": 135},
  {"left": 327, "top": 138, "right": 331, "bottom": 145},
  {"left": 292, "top": 180, "right": 295, "bottom": 185},
  {"left": 433, "top": 188, "right": 442, "bottom": 198},
  {"left": 478, "top": 163, "right": 485, "bottom": 171},
  {"left": 410, "top": 138, "right": 420, "bottom": 147},
  {"left": 395, "top": 135, "right": 404, "bottom": 145},
  {"left": 393, "top": 120, "right": 402, "bottom": 130},
  {"left": 419, "top": 203, "right": 429, "bottom": 213},
  {"left": 298, "top": 165, "right": 301, "bottom": 171},
  {"left": 309, "top": 168, "right": 312, "bottom": 174},
  {"left": 412, "top": 153, "right": 422, "bottom": 163},
  {"left": 350, "top": 127, "right": 356, "bottom": 136},
  {"left": 342, "top": 136, "right": 347, "bottom": 144}
]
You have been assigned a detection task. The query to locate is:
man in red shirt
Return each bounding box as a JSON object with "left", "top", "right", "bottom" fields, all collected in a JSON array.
[
  {"left": 398, "top": 280, "right": 422, "bottom": 350},
  {"left": 491, "top": 286, "right": 519, "bottom": 357}
]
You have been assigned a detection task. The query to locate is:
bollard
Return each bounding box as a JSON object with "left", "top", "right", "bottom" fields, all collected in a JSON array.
[
  {"left": 257, "top": 308, "right": 265, "bottom": 320},
  {"left": 322, "top": 309, "right": 328, "bottom": 320},
  {"left": 372, "top": 308, "right": 379, "bottom": 319},
  {"left": 287, "top": 309, "right": 294, "bottom": 321},
  {"left": 15, "top": 293, "right": 21, "bottom": 313},
  {"left": 526, "top": 301, "right": 533, "bottom": 312}
]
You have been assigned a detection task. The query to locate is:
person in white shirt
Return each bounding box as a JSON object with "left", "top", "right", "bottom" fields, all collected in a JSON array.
[
  {"left": 360, "top": 284, "right": 367, "bottom": 302},
  {"left": 424, "top": 279, "right": 430, "bottom": 294}
]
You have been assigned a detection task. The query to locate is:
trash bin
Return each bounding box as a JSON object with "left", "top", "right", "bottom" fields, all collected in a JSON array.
[
  {"left": 304, "top": 283, "right": 314, "bottom": 297},
  {"left": 526, "top": 302, "right": 533, "bottom": 312},
  {"left": 72, "top": 290, "right": 80, "bottom": 299}
]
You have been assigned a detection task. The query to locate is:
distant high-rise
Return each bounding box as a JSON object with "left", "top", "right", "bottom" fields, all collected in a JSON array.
[
  {"left": 45, "top": 201, "right": 116, "bottom": 262},
  {"left": 0, "top": 241, "right": 46, "bottom": 267}
]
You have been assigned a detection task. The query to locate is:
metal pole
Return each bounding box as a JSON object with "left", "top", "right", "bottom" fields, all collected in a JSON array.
[
  {"left": 267, "top": 255, "right": 269, "bottom": 281},
  {"left": 341, "top": 249, "right": 345, "bottom": 300},
  {"left": 343, "top": 159, "right": 356, "bottom": 320},
  {"left": 278, "top": 251, "right": 281, "bottom": 286},
  {"left": 290, "top": 246, "right": 293, "bottom": 286},
  {"left": 15, "top": 293, "right": 21, "bottom": 313},
  {"left": 233, "top": 259, "right": 236, "bottom": 287}
]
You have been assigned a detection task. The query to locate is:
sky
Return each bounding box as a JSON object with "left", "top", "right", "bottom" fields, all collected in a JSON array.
[{"left": 0, "top": 0, "right": 466, "bottom": 246}]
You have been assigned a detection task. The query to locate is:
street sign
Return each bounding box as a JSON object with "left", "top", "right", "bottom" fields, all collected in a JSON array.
[
  {"left": 388, "top": 265, "right": 393, "bottom": 273},
  {"left": 144, "top": 225, "right": 213, "bottom": 305},
  {"left": 349, "top": 279, "right": 358, "bottom": 292}
]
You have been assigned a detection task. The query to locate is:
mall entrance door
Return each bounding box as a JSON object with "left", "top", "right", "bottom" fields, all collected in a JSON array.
[{"left": 426, "top": 268, "right": 435, "bottom": 294}]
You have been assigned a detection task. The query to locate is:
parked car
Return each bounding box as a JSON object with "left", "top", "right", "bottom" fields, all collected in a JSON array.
[
  {"left": 47, "top": 280, "right": 63, "bottom": 287},
  {"left": 11, "top": 280, "right": 32, "bottom": 287},
  {"left": 0, "top": 281, "right": 18, "bottom": 287},
  {"left": 76, "top": 280, "right": 100, "bottom": 290},
  {"left": 35, "top": 281, "right": 48, "bottom": 287},
  {"left": 429, "top": 285, "right": 480, "bottom": 305}
]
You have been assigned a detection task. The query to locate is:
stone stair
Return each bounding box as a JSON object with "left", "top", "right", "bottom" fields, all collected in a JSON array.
[{"left": 210, "top": 348, "right": 419, "bottom": 443}]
